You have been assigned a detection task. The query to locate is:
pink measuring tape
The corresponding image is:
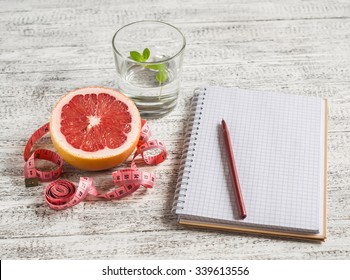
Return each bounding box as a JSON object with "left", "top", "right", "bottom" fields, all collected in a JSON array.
[{"left": 23, "top": 119, "right": 167, "bottom": 210}]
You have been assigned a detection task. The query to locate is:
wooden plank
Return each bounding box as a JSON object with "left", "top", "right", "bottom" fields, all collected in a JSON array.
[
  {"left": 1, "top": 0, "right": 350, "bottom": 24},
  {"left": 1, "top": 19, "right": 350, "bottom": 73},
  {"left": 1, "top": 229, "right": 350, "bottom": 259}
]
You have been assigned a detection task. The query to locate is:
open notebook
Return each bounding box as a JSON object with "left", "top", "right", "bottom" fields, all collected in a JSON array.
[{"left": 172, "top": 86, "right": 327, "bottom": 241}]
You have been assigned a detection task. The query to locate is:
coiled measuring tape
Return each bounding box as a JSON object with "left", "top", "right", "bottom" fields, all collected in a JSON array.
[{"left": 23, "top": 119, "right": 167, "bottom": 210}]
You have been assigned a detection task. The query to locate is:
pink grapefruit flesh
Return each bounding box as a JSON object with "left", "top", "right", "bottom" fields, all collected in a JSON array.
[{"left": 50, "top": 87, "right": 141, "bottom": 171}]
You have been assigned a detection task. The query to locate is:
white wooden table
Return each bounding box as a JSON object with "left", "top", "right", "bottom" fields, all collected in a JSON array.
[{"left": 1, "top": 0, "right": 350, "bottom": 259}]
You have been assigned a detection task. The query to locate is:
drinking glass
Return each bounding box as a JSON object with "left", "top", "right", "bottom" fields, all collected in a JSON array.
[{"left": 112, "top": 20, "right": 186, "bottom": 118}]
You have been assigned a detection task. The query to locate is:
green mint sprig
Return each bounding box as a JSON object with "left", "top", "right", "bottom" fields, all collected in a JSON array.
[
  {"left": 130, "top": 48, "right": 168, "bottom": 90},
  {"left": 130, "top": 48, "right": 150, "bottom": 62}
]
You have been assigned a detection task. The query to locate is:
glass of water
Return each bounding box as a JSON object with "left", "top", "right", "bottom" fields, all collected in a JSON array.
[{"left": 112, "top": 21, "right": 186, "bottom": 118}]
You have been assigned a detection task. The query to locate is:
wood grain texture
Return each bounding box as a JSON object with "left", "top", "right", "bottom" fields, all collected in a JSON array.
[{"left": 1, "top": 0, "right": 350, "bottom": 259}]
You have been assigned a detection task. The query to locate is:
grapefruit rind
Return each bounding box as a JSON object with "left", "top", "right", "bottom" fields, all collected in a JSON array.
[{"left": 50, "top": 87, "right": 141, "bottom": 171}]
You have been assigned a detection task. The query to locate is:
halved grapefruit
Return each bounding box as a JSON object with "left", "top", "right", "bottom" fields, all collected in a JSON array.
[{"left": 50, "top": 87, "right": 141, "bottom": 171}]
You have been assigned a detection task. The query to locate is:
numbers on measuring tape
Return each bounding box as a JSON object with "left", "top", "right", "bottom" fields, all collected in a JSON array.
[{"left": 23, "top": 119, "right": 167, "bottom": 210}]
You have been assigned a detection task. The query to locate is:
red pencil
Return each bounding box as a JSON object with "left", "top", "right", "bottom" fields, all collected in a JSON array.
[{"left": 221, "top": 119, "right": 247, "bottom": 219}]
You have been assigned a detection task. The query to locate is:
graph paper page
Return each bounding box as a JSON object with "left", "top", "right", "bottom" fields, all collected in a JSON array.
[{"left": 178, "top": 86, "right": 325, "bottom": 232}]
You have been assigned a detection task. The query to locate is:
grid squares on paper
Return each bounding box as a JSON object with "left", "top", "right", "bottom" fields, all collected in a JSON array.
[{"left": 180, "top": 87, "right": 324, "bottom": 232}]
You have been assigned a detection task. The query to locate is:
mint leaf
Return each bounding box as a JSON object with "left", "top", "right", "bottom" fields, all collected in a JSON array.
[
  {"left": 149, "top": 63, "right": 165, "bottom": 70},
  {"left": 142, "top": 48, "right": 150, "bottom": 60},
  {"left": 148, "top": 63, "right": 168, "bottom": 84},
  {"left": 146, "top": 64, "right": 161, "bottom": 71},
  {"left": 130, "top": 51, "right": 142, "bottom": 62},
  {"left": 156, "top": 68, "right": 168, "bottom": 84}
]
